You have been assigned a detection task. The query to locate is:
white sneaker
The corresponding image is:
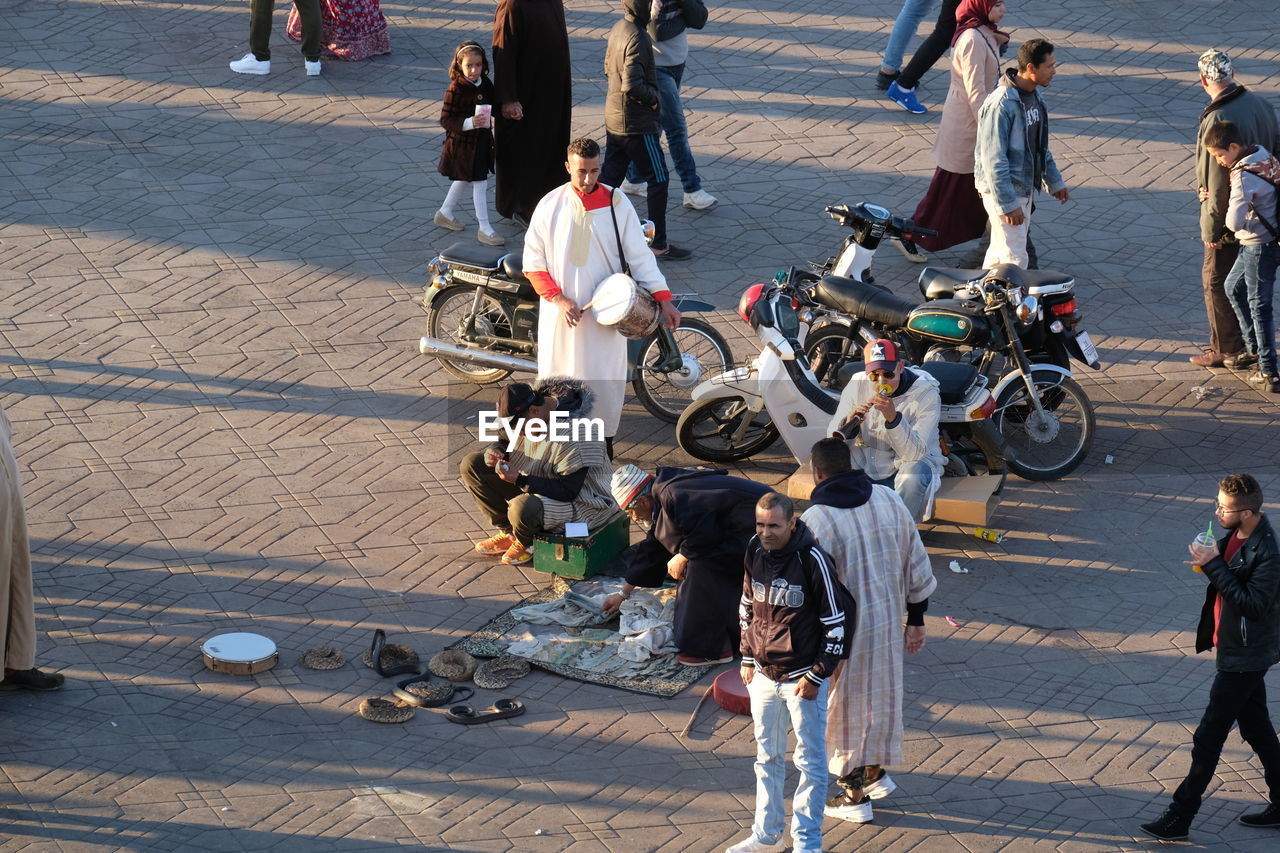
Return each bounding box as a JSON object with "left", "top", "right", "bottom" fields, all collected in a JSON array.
[
  {"left": 229, "top": 53, "right": 270, "bottom": 75},
  {"left": 724, "top": 836, "right": 784, "bottom": 853},
  {"left": 825, "top": 792, "right": 873, "bottom": 823},
  {"left": 683, "top": 189, "right": 718, "bottom": 210},
  {"left": 864, "top": 771, "right": 897, "bottom": 800},
  {"left": 619, "top": 179, "right": 647, "bottom": 196},
  {"left": 305, "top": 59, "right": 321, "bottom": 76}
]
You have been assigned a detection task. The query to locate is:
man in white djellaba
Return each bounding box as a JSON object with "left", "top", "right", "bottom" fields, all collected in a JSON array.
[{"left": 523, "top": 137, "right": 680, "bottom": 455}]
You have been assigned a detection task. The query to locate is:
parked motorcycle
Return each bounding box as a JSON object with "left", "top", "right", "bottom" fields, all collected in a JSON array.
[
  {"left": 799, "top": 202, "right": 1100, "bottom": 383},
  {"left": 418, "top": 240, "right": 732, "bottom": 423},
  {"left": 675, "top": 271, "right": 1009, "bottom": 483}
]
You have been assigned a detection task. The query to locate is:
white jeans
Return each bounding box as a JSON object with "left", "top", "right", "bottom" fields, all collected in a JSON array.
[{"left": 981, "top": 193, "right": 1032, "bottom": 268}]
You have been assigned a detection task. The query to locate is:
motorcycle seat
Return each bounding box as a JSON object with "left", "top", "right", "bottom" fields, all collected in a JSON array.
[
  {"left": 814, "top": 275, "right": 916, "bottom": 328},
  {"left": 917, "top": 361, "right": 980, "bottom": 406},
  {"left": 830, "top": 360, "right": 977, "bottom": 405},
  {"left": 917, "top": 266, "right": 987, "bottom": 298},
  {"left": 439, "top": 242, "right": 505, "bottom": 271},
  {"left": 501, "top": 254, "right": 529, "bottom": 283}
]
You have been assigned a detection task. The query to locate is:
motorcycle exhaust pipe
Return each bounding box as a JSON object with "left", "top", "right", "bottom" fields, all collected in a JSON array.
[{"left": 418, "top": 336, "right": 538, "bottom": 373}]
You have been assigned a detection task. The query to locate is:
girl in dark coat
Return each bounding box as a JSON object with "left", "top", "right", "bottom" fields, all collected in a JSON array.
[{"left": 436, "top": 41, "right": 503, "bottom": 246}]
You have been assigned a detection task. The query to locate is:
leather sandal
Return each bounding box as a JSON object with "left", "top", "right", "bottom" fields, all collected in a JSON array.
[{"left": 445, "top": 698, "right": 526, "bottom": 725}]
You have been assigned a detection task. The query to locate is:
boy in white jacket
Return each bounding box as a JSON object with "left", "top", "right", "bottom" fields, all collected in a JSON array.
[{"left": 1204, "top": 120, "right": 1279, "bottom": 393}]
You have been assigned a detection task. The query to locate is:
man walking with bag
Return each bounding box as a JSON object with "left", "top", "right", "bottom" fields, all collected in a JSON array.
[{"left": 523, "top": 138, "right": 679, "bottom": 449}]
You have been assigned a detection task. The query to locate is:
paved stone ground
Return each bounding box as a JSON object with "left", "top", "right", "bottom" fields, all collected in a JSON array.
[{"left": 2, "top": 0, "right": 1279, "bottom": 850}]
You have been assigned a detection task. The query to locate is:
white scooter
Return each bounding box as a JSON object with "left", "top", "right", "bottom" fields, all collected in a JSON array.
[{"left": 675, "top": 272, "right": 1009, "bottom": 476}]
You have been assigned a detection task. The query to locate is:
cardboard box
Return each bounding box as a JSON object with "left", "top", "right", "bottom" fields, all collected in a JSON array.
[
  {"left": 931, "top": 474, "right": 1002, "bottom": 526},
  {"left": 785, "top": 459, "right": 816, "bottom": 501},
  {"left": 533, "top": 511, "right": 630, "bottom": 579}
]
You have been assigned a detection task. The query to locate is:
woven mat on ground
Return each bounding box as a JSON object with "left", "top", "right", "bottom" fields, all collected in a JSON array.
[{"left": 450, "top": 576, "right": 708, "bottom": 698}]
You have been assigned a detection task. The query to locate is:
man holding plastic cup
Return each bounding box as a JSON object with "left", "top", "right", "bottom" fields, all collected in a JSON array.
[{"left": 1140, "top": 473, "right": 1280, "bottom": 841}]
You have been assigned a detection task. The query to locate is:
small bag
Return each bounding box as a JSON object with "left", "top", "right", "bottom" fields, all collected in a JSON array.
[{"left": 1238, "top": 155, "right": 1280, "bottom": 239}]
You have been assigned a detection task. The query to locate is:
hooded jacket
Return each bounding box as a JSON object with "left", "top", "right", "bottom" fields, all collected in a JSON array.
[
  {"left": 974, "top": 68, "right": 1065, "bottom": 213},
  {"left": 1197, "top": 514, "right": 1280, "bottom": 673},
  {"left": 1196, "top": 84, "right": 1280, "bottom": 244},
  {"left": 605, "top": 0, "right": 662, "bottom": 135},
  {"left": 1226, "top": 145, "right": 1279, "bottom": 245},
  {"left": 740, "top": 521, "right": 852, "bottom": 686}
]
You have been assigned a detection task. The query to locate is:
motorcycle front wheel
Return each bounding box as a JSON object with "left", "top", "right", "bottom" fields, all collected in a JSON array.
[
  {"left": 631, "top": 318, "right": 734, "bottom": 423},
  {"left": 801, "top": 323, "right": 860, "bottom": 389},
  {"left": 675, "top": 395, "right": 780, "bottom": 463},
  {"left": 991, "top": 371, "right": 1095, "bottom": 481},
  {"left": 425, "top": 285, "right": 516, "bottom": 385}
]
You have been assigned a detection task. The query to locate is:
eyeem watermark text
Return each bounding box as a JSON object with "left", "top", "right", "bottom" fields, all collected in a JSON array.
[{"left": 478, "top": 411, "right": 605, "bottom": 452}]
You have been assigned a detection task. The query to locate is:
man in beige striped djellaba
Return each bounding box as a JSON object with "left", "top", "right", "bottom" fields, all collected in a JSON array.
[{"left": 800, "top": 438, "right": 936, "bottom": 825}]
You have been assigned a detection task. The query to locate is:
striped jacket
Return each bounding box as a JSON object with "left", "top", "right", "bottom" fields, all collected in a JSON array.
[{"left": 740, "top": 521, "right": 852, "bottom": 686}]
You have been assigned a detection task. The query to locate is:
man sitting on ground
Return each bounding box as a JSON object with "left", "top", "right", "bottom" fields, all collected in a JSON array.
[
  {"left": 603, "top": 464, "right": 770, "bottom": 666},
  {"left": 828, "top": 339, "right": 943, "bottom": 522},
  {"left": 460, "top": 380, "right": 615, "bottom": 566}
]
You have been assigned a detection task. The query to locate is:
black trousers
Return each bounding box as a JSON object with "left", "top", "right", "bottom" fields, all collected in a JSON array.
[
  {"left": 1203, "top": 243, "right": 1246, "bottom": 356},
  {"left": 250, "top": 0, "right": 321, "bottom": 62},
  {"left": 1172, "top": 668, "right": 1280, "bottom": 814},
  {"left": 898, "top": 0, "right": 960, "bottom": 91},
  {"left": 459, "top": 452, "right": 546, "bottom": 545},
  {"left": 601, "top": 131, "right": 670, "bottom": 249}
]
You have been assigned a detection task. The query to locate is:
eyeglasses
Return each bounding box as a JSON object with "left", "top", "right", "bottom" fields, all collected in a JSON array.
[{"left": 1215, "top": 503, "right": 1249, "bottom": 515}]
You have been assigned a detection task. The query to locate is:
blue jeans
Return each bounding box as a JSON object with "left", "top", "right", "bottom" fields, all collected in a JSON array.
[
  {"left": 625, "top": 64, "right": 701, "bottom": 193},
  {"left": 746, "top": 673, "right": 828, "bottom": 852},
  {"left": 881, "top": 0, "right": 935, "bottom": 72},
  {"left": 872, "top": 459, "right": 935, "bottom": 522},
  {"left": 1224, "top": 242, "right": 1278, "bottom": 375}
]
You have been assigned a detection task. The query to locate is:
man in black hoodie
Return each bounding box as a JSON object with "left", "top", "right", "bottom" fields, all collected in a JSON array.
[
  {"left": 729, "top": 492, "right": 848, "bottom": 853},
  {"left": 1140, "top": 473, "right": 1280, "bottom": 841},
  {"left": 600, "top": 0, "right": 691, "bottom": 260}
]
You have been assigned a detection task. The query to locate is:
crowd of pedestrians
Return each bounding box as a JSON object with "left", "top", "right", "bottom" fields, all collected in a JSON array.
[{"left": 212, "top": 1, "right": 1280, "bottom": 847}]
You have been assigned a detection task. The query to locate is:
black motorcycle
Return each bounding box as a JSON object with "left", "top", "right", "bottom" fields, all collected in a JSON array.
[
  {"left": 798, "top": 262, "right": 1096, "bottom": 480},
  {"left": 418, "top": 241, "right": 732, "bottom": 423},
  {"left": 802, "top": 202, "right": 1101, "bottom": 382}
]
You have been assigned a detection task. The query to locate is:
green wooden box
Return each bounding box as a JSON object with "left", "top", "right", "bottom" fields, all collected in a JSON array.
[{"left": 533, "top": 512, "right": 630, "bottom": 579}]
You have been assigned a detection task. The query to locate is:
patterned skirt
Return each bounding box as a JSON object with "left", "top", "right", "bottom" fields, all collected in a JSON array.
[{"left": 287, "top": 0, "right": 391, "bottom": 62}]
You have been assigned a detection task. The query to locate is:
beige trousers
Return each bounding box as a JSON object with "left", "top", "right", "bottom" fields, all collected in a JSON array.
[{"left": 1, "top": 409, "right": 36, "bottom": 671}]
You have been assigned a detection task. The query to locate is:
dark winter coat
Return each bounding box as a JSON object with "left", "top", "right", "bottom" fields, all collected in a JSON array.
[
  {"left": 439, "top": 76, "right": 496, "bottom": 182},
  {"left": 604, "top": 0, "right": 662, "bottom": 135},
  {"left": 740, "top": 521, "right": 850, "bottom": 686},
  {"left": 1197, "top": 514, "right": 1280, "bottom": 672},
  {"left": 618, "top": 467, "right": 771, "bottom": 660}
]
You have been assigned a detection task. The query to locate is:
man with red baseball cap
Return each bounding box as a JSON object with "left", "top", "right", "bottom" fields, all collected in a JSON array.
[{"left": 827, "top": 340, "right": 943, "bottom": 521}]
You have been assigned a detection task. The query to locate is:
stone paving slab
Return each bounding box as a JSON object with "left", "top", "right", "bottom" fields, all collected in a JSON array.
[{"left": 1, "top": 0, "right": 1279, "bottom": 850}]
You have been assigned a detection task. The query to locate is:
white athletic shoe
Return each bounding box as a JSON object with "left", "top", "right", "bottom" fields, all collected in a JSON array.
[
  {"left": 864, "top": 771, "right": 897, "bottom": 799},
  {"left": 229, "top": 54, "right": 270, "bottom": 75},
  {"left": 826, "top": 792, "right": 874, "bottom": 823},
  {"left": 305, "top": 59, "right": 321, "bottom": 76},
  {"left": 619, "top": 179, "right": 647, "bottom": 196},
  {"left": 683, "top": 189, "right": 718, "bottom": 210},
  {"left": 724, "top": 836, "right": 785, "bottom": 853}
]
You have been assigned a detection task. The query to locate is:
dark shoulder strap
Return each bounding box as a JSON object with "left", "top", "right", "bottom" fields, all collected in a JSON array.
[{"left": 608, "top": 189, "right": 630, "bottom": 275}]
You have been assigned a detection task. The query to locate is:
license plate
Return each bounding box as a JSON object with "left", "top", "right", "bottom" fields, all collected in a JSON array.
[{"left": 1075, "top": 330, "right": 1099, "bottom": 364}]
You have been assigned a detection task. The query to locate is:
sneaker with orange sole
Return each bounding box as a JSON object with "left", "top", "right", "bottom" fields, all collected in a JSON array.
[
  {"left": 501, "top": 541, "right": 533, "bottom": 565},
  {"left": 475, "top": 532, "right": 514, "bottom": 556}
]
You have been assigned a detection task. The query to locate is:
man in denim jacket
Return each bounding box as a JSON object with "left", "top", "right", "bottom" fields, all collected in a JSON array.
[{"left": 974, "top": 38, "right": 1068, "bottom": 268}]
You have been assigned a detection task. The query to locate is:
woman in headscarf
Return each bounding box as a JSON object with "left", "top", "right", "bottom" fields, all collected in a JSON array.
[{"left": 908, "top": 0, "right": 1010, "bottom": 254}]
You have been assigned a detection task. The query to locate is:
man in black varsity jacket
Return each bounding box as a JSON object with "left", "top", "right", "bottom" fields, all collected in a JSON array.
[{"left": 728, "top": 492, "right": 851, "bottom": 853}]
